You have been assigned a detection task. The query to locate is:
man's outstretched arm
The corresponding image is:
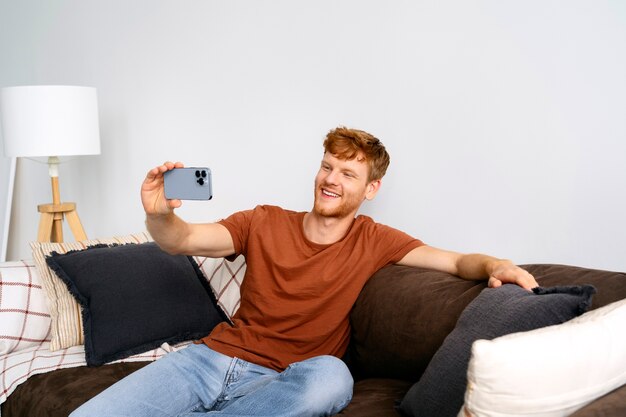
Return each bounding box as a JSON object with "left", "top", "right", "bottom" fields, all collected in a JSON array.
[{"left": 397, "top": 245, "right": 538, "bottom": 290}]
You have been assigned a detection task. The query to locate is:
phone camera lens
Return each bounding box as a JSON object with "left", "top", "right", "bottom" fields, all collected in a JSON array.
[
  {"left": 201, "top": 170, "right": 207, "bottom": 178},
  {"left": 195, "top": 170, "right": 201, "bottom": 178},
  {"left": 197, "top": 178, "right": 205, "bottom": 185}
]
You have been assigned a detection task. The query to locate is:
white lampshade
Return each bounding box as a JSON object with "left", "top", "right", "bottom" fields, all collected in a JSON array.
[{"left": 0, "top": 85, "right": 101, "bottom": 157}]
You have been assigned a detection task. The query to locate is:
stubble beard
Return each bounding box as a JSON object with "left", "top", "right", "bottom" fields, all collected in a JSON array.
[{"left": 313, "top": 185, "right": 362, "bottom": 219}]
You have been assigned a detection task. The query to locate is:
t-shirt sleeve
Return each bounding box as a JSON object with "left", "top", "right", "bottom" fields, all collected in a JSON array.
[
  {"left": 371, "top": 222, "right": 425, "bottom": 266},
  {"left": 392, "top": 238, "right": 425, "bottom": 264},
  {"left": 217, "top": 207, "right": 258, "bottom": 256}
]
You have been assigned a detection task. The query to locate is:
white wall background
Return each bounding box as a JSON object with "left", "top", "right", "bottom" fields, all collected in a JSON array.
[{"left": 1, "top": 0, "right": 625, "bottom": 271}]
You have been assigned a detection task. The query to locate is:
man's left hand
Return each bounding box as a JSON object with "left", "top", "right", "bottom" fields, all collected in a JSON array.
[{"left": 488, "top": 260, "right": 538, "bottom": 290}]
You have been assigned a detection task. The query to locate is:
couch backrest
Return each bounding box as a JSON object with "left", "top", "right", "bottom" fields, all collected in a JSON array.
[
  {"left": 347, "top": 264, "right": 626, "bottom": 381},
  {"left": 195, "top": 256, "right": 626, "bottom": 382}
]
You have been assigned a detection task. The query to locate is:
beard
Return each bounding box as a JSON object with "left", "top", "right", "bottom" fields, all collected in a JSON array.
[{"left": 312, "top": 184, "right": 364, "bottom": 219}]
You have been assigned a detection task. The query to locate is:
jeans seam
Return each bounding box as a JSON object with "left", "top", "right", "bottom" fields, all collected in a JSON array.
[
  {"left": 214, "top": 357, "right": 247, "bottom": 408},
  {"left": 226, "top": 358, "right": 246, "bottom": 386}
]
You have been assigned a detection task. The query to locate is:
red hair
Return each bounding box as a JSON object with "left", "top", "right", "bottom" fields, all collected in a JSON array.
[{"left": 323, "top": 127, "right": 390, "bottom": 181}]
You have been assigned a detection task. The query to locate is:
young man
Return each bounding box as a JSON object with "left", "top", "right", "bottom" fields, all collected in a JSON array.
[{"left": 71, "top": 127, "right": 537, "bottom": 417}]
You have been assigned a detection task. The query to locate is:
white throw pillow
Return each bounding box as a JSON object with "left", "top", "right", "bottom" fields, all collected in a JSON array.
[
  {"left": 0, "top": 260, "right": 51, "bottom": 354},
  {"left": 460, "top": 297, "right": 626, "bottom": 417}
]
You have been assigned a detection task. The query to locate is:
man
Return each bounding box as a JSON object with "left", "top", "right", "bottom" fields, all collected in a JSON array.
[{"left": 71, "top": 127, "right": 537, "bottom": 417}]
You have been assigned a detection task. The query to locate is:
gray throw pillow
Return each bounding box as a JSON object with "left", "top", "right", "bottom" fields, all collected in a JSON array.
[
  {"left": 397, "top": 284, "right": 596, "bottom": 417},
  {"left": 47, "top": 242, "right": 228, "bottom": 366}
]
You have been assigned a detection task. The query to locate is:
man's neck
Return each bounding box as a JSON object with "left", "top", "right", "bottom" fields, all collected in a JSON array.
[{"left": 303, "top": 211, "right": 356, "bottom": 245}]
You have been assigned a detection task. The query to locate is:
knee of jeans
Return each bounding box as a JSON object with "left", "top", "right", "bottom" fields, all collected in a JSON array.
[{"left": 296, "top": 355, "right": 354, "bottom": 412}]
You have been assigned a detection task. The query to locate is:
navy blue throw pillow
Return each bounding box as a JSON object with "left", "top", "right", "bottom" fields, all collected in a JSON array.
[
  {"left": 47, "top": 242, "right": 228, "bottom": 366},
  {"left": 397, "top": 284, "right": 596, "bottom": 417}
]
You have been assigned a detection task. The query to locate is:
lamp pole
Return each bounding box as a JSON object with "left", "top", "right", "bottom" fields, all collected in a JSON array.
[{"left": 36, "top": 156, "right": 87, "bottom": 242}]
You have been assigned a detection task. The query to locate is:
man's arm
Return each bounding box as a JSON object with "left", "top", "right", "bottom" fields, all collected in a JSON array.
[
  {"left": 397, "top": 245, "right": 538, "bottom": 290},
  {"left": 141, "top": 162, "right": 236, "bottom": 258}
]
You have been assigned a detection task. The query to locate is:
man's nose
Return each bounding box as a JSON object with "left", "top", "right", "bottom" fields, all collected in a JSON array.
[{"left": 324, "top": 169, "right": 340, "bottom": 184}]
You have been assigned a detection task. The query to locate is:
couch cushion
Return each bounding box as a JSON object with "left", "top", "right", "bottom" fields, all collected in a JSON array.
[
  {"left": 397, "top": 284, "right": 595, "bottom": 417},
  {"left": 30, "top": 232, "right": 152, "bottom": 350},
  {"left": 462, "top": 297, "right": 626, "bottom": 417},
  {"left": 46, "top": 242, "right": 228, "bottom": 366},
  {"left": 1, "top": 362, "right": 149, "bottom": 417},
  {"left": 335, "top": 379, "right": 412, "bottom": 417}
]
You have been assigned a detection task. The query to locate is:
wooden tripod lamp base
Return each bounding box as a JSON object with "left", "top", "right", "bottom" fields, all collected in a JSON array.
[
  {"left": 36, "top": 166, "right": 88, "bottom": 243},
  {"left": 37, "top": 201, "right": 87, "bottom": 243}
]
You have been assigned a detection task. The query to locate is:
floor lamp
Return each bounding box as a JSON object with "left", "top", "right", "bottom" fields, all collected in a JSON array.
[{"left": 0, "top": 85, "right": 101, "bottom": 243}]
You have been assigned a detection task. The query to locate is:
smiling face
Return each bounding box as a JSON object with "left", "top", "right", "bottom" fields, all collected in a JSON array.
[{"left": 313, "top": 152, "right": 381, "bottom": 219}]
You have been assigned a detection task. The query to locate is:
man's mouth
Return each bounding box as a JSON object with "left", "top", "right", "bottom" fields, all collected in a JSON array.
[{"left": 321, "top": 189, "right": 340, "bottom": 198}]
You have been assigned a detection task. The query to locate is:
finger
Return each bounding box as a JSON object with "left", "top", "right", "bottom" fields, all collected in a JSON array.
[
  {"left": 145, "top": 165, "right": 164, "bottom": 181},
  {"left": 488, "top": 277, "right": 502, "bottom": 288},
  {"left": 148, "top": 162, "right": 179, "bottom": 180},
  {"left": 145, "top": 164, "right": 168, "bottom": 181},
  {"left": 160, "top": 161, "right": 185, "bottom": 173},
  {"left": 162, "top": 161, "right": 176, "bottom": 171},
  {"left": 519, "top": 273, "right": 539, "bottom": 291},
  {"left": 168, "top": 199, "right": 183, "bottom": 209}
]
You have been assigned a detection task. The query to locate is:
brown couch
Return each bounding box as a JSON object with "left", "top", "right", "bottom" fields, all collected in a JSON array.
[{"left": 3, "top": 264, "right": 625, "bottom": 417}]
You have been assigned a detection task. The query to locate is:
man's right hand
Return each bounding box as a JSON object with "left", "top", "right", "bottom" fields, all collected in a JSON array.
[
  {"left": 141, "top": 161, "right": 236, "bottom": 258},
  {"left": 141, "top": 161, "right": 184, "bottom": 216}
]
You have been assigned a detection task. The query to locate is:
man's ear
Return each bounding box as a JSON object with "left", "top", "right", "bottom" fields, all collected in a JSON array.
[{"left": 365, "top": 179, "right": 382, "bottom": 201}]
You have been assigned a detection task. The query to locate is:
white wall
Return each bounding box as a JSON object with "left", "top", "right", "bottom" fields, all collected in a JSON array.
[{"left": 1, "top": 0, "right": 625, "bottom": 271}]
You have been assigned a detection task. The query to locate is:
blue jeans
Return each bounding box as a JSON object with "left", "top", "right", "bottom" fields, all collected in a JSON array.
[{"left": 70, "top": 344, "right": 353, "bottom": 417}]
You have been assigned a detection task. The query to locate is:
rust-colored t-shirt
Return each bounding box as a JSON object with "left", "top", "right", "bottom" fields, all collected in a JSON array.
[{"left": 202, "top": 205, "right": 423, "bottom": 371}]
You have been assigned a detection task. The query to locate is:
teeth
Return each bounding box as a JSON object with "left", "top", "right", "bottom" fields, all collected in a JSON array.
[{"left": 323, "top": 189, "right": 340, "bottom": 198}]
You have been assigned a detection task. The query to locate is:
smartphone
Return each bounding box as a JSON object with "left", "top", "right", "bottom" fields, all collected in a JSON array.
[{"left": 163, "top": 167, "right": 213, "bottom": 200}]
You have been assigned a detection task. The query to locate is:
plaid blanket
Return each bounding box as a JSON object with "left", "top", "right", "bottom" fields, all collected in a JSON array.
[{"left": 0, "top": 338, "right": 190, "bottom": 406}]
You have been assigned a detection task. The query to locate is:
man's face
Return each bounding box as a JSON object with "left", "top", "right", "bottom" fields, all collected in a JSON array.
[{"left": 312, "top": 152, "right": 378, "bottom": 219}]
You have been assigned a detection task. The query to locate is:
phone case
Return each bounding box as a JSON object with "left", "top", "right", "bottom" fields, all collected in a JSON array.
[{"left": 163, "top": 167, "right": 213, "bottom": 200}]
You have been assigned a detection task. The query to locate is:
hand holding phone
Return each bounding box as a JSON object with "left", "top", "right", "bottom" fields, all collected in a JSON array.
[{"left": 163, "top": 167, "right": 213, "bottom": 200}]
